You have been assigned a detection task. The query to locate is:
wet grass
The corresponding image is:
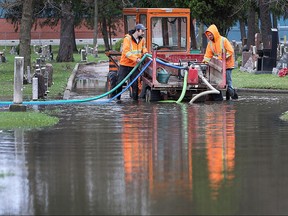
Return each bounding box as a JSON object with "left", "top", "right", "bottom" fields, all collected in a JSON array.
[
  {"left": 0, "top": 171, "right": 15, "bottom": 178},
  {"left": 0, "top": 45, "right": 108, "bottom": 100},
  {"left": 280, "top": 111, "right": 288, "bottom": 121},
  {"left": 233, "top": 69, "right": 288, "bottom": 90},
  {"left": 0, "top": 111, "right": 59, "bottom": 129},
  {"left": 0, "top": 45, "right": 108, "bottom": 129}
]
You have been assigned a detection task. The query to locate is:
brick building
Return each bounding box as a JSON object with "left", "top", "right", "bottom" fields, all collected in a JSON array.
[{"left": 0, "top": 18, "right": 124, "bottom": 46}]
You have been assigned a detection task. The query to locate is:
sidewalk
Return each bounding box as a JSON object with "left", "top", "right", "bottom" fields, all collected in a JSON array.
[{"left": 63, "top": 61, "right": 109, "bottom": 99}]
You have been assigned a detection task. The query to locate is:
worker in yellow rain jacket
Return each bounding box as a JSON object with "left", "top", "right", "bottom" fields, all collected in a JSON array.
[
  {"left": 116, "top": 23, "right": 148, "bottom": 102},
  {"left": 203, "top": 24, "right": 238, "bottom": 100}
]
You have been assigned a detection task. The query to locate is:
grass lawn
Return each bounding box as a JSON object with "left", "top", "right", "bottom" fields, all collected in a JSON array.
[
  {"left": 232, "top": 55, "right": 288, "bottom": 89},
  {"left": 280, "top": 111, "right": 288, "bottom": 121},
  {"left": 0, "top": 44, "right": 109, "bottom": 129},
  {"left": 0, "top": 44, "right": 109, "bottom": 100},
  {"left": 0, "top": 111, "right": 59, "bottom": 129},
  {"left": 233, "top": 68, "right": 288, "bottom": 90}
]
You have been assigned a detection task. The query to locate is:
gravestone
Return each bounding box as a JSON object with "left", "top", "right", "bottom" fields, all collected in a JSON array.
[{"left": 45, "top": 63, "right": 53, "bottom": 87}]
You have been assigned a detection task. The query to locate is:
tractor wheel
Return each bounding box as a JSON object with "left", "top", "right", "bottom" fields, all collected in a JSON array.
[
  {"left": 105, "top": 71, "right": 118, "bottom": 98},
  {"left": 208, "top": 91, "right": 223, "bottom": 101},
  {"left": 145, "top": 88, "right": 161, "bottom": 102},
  {"left": 128, "top": 77, "right": 142, "bottom": 98},
  {"left": 145, "top": 88, "right": 151, "bottom": 102}
]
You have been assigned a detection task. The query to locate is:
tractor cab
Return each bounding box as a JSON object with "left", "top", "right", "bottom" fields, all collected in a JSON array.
[
  {"left": 105, "top": 8, "right": 198, "bottom": 70},
  {"left": 123, "top": 8, "right": 191, "bottom": 54}
]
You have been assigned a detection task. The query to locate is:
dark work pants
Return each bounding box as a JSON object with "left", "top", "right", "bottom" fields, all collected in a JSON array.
[
  {"left": 226, "top": 68, "right": 234, "bottom": 92},
  {"left": 116, "top": 65, "right": 139, "bottom": 100},
  {"left": 226, "top": 68, "right": 238, "bottom": 99}
]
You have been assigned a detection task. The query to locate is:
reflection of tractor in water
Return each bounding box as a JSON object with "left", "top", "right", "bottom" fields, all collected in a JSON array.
[{"left": 106, "top": 8, "right": 227, "bottom": 103}]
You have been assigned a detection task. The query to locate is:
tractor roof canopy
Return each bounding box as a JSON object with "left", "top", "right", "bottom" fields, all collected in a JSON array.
[{"left": 123, "top": 8, "right": 191, "bottom": 54}]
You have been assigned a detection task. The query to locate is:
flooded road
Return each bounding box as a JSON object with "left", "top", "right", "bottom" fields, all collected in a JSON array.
[{"left": 1, "top": 91, "right": 288, "bottom": 215}]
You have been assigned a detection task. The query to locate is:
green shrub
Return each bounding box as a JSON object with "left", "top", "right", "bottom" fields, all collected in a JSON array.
[{"left": 114, "top": 38, "right": 123, "bottom": 52}]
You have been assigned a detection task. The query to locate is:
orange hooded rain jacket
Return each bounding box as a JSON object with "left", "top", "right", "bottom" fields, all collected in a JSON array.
[
  {"left": 203, "top": 24, "right": 235, "bottom": 69},
  {"left": 120, "top": 32, "right": 148, "bottom": 67}
]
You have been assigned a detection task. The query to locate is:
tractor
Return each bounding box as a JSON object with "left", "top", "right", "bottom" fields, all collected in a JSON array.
[{"left": 105, "top": 8, "right": 226, "bottom": 103}]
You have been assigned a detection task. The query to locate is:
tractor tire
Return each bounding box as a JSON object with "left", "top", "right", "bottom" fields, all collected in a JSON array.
[
  {"left": 206, "top": 91, "right": 223, "bottom": 101},
  {"left": 128, "top": 77, "right": 142, "bottom": 98},
  {"left": 145, "top": 88, "right": 161, "bottom": 102},
  {"left": 105, "top": 71, "right": 118, "bottom": 98}
]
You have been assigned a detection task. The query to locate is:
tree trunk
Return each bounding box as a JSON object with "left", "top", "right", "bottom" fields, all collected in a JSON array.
[
  {"left": 19, "top": 0, "right": 33, "bottom": 74},
  {"left": 72, "top": 29, "right": 77, "bottom": 53},
  {"left": 190, "top": 17, "right": 197, "bottom": 49},
  {"left": 259, "top": 0, "right": 272, "bottom": 49},
  {"left": 239, "top": 19, "right": 246, "bottom": 43},
  {"left": 247, "top": 6, "right": 256, "bottom": 49},
  {"left": 56, "top": 1, "right": 75, "bottom": 62},
  {"left": 109, "top": 23, "right": 112, "bottom": 48},
  {"left": 272, "top": 13, "right": 277, "bottom": 29},
  {"left": 198, "top": 23, "right": 205, "bottom": 53},
  {"left": 101, "top": 17, "right": 110, "bottom": 51},
  {"left": 93, "top": 0, "right": 98, "bottom": 47}
]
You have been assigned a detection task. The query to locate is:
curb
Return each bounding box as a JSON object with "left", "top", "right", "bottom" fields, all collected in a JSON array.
[
  {"left": 236, "top": 88, "right": 288, "bottom": 94},
  {"left": 63, "top": 63, "right": 79, "bottom": 100}
]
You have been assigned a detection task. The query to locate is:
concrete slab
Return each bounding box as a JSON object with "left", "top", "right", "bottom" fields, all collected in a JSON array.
[{"left": 63, "top": 61, "right": 109, "bottom": 99}]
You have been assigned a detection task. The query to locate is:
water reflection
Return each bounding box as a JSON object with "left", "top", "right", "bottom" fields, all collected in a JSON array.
[
  {"left": 0, "top": 129, "right": 32, "bottom": 215},
  {"left": 205, "top": 105, "right": 236, "bottom": 199},
  {"left": 1, "top": 92, "right": 288, "bottom": 215}
]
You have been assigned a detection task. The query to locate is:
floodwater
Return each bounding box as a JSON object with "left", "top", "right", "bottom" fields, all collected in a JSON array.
[{"left": 1, "top": 88, "right": 288, "bottom": 215}]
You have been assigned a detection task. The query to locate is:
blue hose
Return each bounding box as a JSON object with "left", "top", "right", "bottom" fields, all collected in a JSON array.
[
  {"left": 146, "top": 53, "right": 187, "bottom": 70},
  {"left": 108, "top": 59, "right": 152, "bottom": 102}
]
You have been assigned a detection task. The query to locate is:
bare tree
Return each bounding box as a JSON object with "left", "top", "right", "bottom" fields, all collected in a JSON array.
[
  {"left": 258, "top": 0, "right": 272, "bottom": 48},
  {"left": 0, "top": 0, "right": 34, "bottom": 69},
  {"left": 247, "top": 6, "right": 257, "bottom": 48},
  {"left": 239, "top": 19, "right": 246, "bottom": 43},
  {"left": 93, "top": 0, "right": 98, "bottom": 57},
  {"left": 19, "top": 0, "right": 33, "bottom": 74},
  {"left": 93, "top": 0, "right": 98, "bottom": 47},
  {"left": 190, "top": 16, "right": 197, "bottom": 49},
  {"left": 56, "top": 1, "right": 74, "bottom": 62}
]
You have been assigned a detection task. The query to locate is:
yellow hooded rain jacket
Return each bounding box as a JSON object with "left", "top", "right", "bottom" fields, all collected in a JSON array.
[{"left": 203, "top": 24, "right": 235, "bottom": 69}]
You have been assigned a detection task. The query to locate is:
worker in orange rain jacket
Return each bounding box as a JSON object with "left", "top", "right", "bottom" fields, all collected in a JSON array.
[
  {"left": 116, "top": 23, "right": 148, "bottom": 102},
  {"left": 203, "top": 24, "right": 238, "bottom": 100}
]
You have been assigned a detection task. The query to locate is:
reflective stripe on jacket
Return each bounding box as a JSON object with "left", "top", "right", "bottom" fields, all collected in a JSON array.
[
  {"left": 204, "top": 24, "right": 235, "bottom": 69},
  {"left": 120, "top": 33, "right": 148, "bottom": 67}
]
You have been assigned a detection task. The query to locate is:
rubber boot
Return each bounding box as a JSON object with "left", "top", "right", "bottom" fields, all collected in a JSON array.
[
  {"left": 226, "top": 90, "right": 230, "bottom": 100},
  {"left": 231, "top": 89, "right": 238, "bottom": 99},
  {"left": 227, "top": 87, "right": 235, "bottom": 98},
  {"left": 116, "top": 87, "right": 121, "bottom": 100}
]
